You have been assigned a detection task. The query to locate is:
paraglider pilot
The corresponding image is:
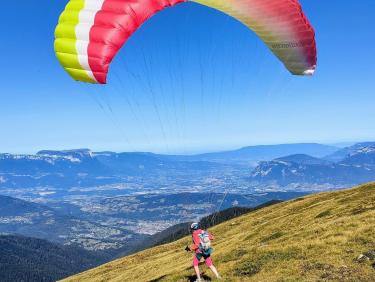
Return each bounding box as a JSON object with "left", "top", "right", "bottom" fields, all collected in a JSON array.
[{"left": 185, "top": 222, "right": 221, "bottom": 281}]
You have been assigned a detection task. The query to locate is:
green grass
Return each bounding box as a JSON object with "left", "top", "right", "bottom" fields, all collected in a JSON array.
[{"left": 61, "top": 183, "right": 375, "bottom": 282}]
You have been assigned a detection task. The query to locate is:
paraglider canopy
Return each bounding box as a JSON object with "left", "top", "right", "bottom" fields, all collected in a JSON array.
[{"left": 55, "top": 0, "right": 317, "bottom": 84}]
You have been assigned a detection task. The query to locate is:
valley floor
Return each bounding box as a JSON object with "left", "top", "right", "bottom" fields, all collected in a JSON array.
[{"left": 61, "top": 183, "right": 375, "bottom": 282}]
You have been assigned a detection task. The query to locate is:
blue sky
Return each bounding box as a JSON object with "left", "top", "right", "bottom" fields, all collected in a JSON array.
[{"left": 0, "top": 1, "right": 374, "bottom": 154}]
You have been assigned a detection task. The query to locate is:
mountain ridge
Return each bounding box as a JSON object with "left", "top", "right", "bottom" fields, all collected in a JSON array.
[
  {"left": 0, "top": 234, "right": 109, "bottom": 282},
  {"left": 166, "top": 143, "right": 339, "bottom": 164},
  {"left": 250, "top": 143, "right": 375, "bottom": 187},
  {"left": 0, "top": 142, "right": 342, "bottom": 191},
  {"left": 324, "top": 142, "right": 375, "bottom": 162}
]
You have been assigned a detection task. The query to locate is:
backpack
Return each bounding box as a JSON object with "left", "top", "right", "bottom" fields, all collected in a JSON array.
[{"left": 198, "top": 231, "right": 212, "bottom": 253}]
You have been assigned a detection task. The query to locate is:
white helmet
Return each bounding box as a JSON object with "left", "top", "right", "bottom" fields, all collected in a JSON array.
[{"left": 190, "top": 222, "right": 199, "bottom": 230}]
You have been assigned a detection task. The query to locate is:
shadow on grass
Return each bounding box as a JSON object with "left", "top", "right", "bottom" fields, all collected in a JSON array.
[
  {"left": 149, "top": 275, "right": 167, "bottom": 282},
  {"left": 186, "top": 272, "right": 212, "bottom": 281}
]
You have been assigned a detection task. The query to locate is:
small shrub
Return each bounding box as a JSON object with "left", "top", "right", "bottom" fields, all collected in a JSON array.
[
  {"left": 261, "top": 231, "right": 284, "bottom": 243},
  {"left": 235, "top": 261, "right": 261, "bottom": 276},
  {"left": 149, "top": 275, "right": 167, "bottom": 282},
  {"left": 245, "top": 232, "right": 257, "bottom": 241},
  {"left": 351, "top": 206, "right": 374, "bottom": 215},
  {"left": 315, "top": 210, "right": 331, "bottom": 218},
  {"left": 293, "top": 197, "right": 305, "bottom": 202},
  {"left": 237, "top": 249, "right": 248, "bottom": 257},
  {"left": 350, "top": 236, "right": 372, "bottom": 246}
]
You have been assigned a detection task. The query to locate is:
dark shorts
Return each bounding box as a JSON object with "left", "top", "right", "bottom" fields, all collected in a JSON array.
[
  {"left": 193, "top": 253, "right": 213, "bottom": 267},
  {"left": 195, "top": 252, "right": 210, "bottom": 261}
]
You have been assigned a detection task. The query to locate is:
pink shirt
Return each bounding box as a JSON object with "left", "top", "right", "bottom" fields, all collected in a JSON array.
[{"left": 191, "top": 229, "right": 214, "bottom": 253}]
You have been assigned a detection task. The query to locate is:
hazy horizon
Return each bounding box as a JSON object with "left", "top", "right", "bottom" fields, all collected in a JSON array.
[{"left": 1, "top": 140, "right": 366, "bottom": 156}]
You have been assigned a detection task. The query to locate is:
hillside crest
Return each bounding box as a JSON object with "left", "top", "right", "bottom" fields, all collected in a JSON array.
[{"left": 61, "top": 183, "right": 375, "bottom": 282}]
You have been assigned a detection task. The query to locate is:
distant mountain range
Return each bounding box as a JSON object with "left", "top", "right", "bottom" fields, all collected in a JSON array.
[
  {"left": 0, "top": 149, "right": 234, "bottom": 189},
  {"left": 324, "top": 142, "right": 375, "bottom": 162},
  {"left": 171, "top": 143, "right": 338, "bottom": 165},
  {"left": 250, "top": 142, "right": 375, "bottom": 187},
  {"left": 0, "top": 143, "right": 339, "bottom": 190},
  {"left": 1, "top": 142, "right": 375, "bottom": 191}
]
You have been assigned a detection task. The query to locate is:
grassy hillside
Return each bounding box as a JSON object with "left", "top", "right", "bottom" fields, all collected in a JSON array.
[
  {"left": 120, "top": 201, "right": 282, "bottom": 257},
  {"left": 62, "top": 183, "right": 375, "bottom": 282}
]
